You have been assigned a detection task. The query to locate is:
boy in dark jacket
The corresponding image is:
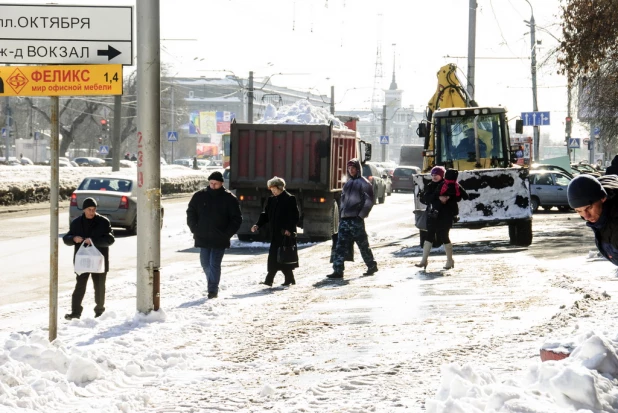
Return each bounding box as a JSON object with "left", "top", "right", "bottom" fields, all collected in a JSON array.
[
  {"left": 63, "top": 197, "right": 115, "bottom": 320},
  {"left": 186, "top": 171, "right": 242, "bottom": 298}
]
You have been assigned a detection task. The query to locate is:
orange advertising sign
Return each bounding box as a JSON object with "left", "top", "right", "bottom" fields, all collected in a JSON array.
[{"left": 0, "top": 64, "right": 122, "bottom": 96}]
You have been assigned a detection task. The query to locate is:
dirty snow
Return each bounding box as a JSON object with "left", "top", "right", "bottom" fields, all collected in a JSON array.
[
  {"left": 258, "top": 99, "right": 347, "bottom": 128},
  {"left": 2, "top": 169, "right": 618, "bottom": 412}
]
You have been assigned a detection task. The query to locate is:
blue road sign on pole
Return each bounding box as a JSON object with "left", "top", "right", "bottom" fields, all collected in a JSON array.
[
  {"left": 379, "top": 135, "right": 389, "bottom": 144},
  {"left": 99, "top": 145, "right": 109, "bottom": 155},
  {"left": 568, "top": 138, "right": 580, "bottom": 149},
  {"left": 167, "top": 131, "right": 178, "bottom": 142},
  {"left": 1, "top": 128, "right": 5, "bottom": 138},
  {"left": 521, "top": 111, "right": 551, "bottom": 126}
]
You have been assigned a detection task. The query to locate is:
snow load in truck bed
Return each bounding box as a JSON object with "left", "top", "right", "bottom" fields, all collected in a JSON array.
[{"left": 257, "top": 99, "right": 347, "bottom": 128}]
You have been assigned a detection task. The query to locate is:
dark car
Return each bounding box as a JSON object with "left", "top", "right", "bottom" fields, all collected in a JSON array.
[
  {"left": 392, "top": 166, "right": 421, "bottom": 192},
  {"left": 528, "top": 170, "right": 572, "bottom": 212},
  {"left": 362, "top": 163, "right": 387, "bottom": 204}
]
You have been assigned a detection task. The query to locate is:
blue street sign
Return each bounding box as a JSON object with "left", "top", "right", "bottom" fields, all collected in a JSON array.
[
  {"left": 594, "top": 127, "right": 600, "bottom": 137},
  {"left": 379, "top": 135, "right": 389, "bottom": 144},
  {"left": 521, "top": 111, "right": 550, "bottom": 126},
  {"left": 99, "top": 145, "right": 109, "bottom": 155},
  {"left": 167, "top": 131, "right": 178, "bottom": 142},
  {"left": 568, "top": 138, "right": 580, "bottom": 149},
  {"left": 1, "top": 128, "right": 5, "bottom": 138},
  {"left": 34, "top": 131, "right": 40, "bottom": 141}
]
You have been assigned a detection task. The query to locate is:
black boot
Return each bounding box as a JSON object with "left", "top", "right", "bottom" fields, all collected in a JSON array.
[
  {"left": 363, "top": 263, "right": 378, "bottom": 276},
  {"left": 260, "top": 272, "right": 276, "bottom": 287},
  {"left": 327, "top": 271, "right": 344, "bottom": 279},
  {"left": 64, "top": 313, "right": 80, "bottom": 320},
  {"left": 281, "top": 270, "right": 296, "bottom": 286}
]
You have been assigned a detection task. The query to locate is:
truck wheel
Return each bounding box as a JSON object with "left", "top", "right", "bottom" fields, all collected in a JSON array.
[
  {"left": 330, "top": 201, "right": 340, "bottom": 235},
  {"left": 530, "top": 196, "right": 540, "bottom": 212},
  {"left": 509, "top": 220, "right": 533, "bottom": 246}
]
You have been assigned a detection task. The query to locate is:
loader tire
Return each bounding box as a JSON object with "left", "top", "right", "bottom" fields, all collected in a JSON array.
[{"left": 508, "top": 220, "right": 533, "bottom": 247}]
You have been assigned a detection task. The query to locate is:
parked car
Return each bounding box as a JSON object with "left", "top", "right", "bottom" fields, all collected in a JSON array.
[
  {"left": 73, "top": 157, "right": 106, "bottom": 167},
  {"left": 528, "top": 170, "right": 573, "bottom": 212},
  {"left": 392, "top": 166, "right": 421, "bottom": 192},
  {"left": 362, "top": 163, "right": 387, "bottom": 204},
  {"left": 69, "top": 175, "right": 164, "bottom": 235},
  {"left": 530, "top": 163, "right": 574, "bottom": 179},
  {"left": 172, "top": 158, "right": 192, "bottom": 168},
  {"left": 572, "top": 163, "right": 602, "bottom": 177}
]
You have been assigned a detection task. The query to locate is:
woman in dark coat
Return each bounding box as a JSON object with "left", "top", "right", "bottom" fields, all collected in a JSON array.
[
  {"left": 415, "top": 167, "right": 468, "bottom": 270},
  {"left": 251, "top": 176, "right": 300, "bottom": 286}
]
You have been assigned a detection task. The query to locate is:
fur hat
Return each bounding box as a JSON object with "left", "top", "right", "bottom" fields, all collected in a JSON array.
[
  {"left": 208, "top": 171, "right": 224, "bottom": 182},
  {"left": 430, "top": 166, "right": 446, "bottom": 178},
  {"left": 567, "top": 174, "right": 606, "bottom": 208},
  {"left": 444, "top": 169, "right": 459, "bottom": 180},
  {"left": 82, "top": 197, "right": 97, "bottom": 209}
]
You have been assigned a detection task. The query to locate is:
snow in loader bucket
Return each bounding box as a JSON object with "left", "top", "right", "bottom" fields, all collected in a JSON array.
[{"left": 413, "top": 168, "right": 532, "bottom": 224}]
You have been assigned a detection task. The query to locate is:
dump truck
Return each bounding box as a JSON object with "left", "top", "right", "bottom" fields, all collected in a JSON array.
[
  {"left": 230, "top": 120, "right": 371, "bottom": 242},
  {"left": 414, "top": 64, "right": 533, "bottom": 246}
]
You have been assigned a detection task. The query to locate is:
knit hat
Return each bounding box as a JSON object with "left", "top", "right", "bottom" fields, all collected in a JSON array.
[
  {"left": 347, "top": 159, "right": 358, "bottom": 167},
  {"left": 444, "top": 169, "right": 459, "bottom": 180},
  {"left": 567, "top": 174, "right": 607, "bottom": 208},
  {"left": 430, "top": 166, "right": 446, "bottom": 178},
  {"left": 208, "top": 171, "right": 224, "bottom": 182},
  {"left": 82, "top": 197, "right": 97, "bottom": 209}
]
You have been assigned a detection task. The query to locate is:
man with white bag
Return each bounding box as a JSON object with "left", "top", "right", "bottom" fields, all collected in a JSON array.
[{"left": 63, "top": 197, "right": 115, "bottom": 320}]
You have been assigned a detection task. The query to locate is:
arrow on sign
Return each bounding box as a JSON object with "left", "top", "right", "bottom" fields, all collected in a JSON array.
[{"left": 97, "top": 45, "right": 121, "bottom": 61}]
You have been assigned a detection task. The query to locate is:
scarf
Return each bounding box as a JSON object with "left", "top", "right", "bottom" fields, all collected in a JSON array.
[{"left": 440, "top": 180, "right": 460, "bottom": 196}]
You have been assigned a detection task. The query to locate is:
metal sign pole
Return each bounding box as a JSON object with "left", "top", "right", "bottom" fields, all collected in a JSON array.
[{"left": 49, "top": 96, "right": 59, "bottom": 342}]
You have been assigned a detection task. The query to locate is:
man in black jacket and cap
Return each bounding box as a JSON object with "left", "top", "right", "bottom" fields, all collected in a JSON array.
[
  {"left": 187, "top": 171, "right": 242, "bottom": 298},
  {"left": 568, "top": 174, "right": 618, "bottom": 266},
  {"left": 63, "top": 197, "right": 115, "bottom": 320}
]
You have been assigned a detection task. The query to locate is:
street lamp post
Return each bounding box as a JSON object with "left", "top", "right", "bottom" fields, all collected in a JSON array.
[{"left": 524, "top": 0, "right": 539, "bottom": 161}]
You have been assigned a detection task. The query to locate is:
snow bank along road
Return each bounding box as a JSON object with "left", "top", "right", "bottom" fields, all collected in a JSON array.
[{"left": 1, "top": 190, "right": 617, "bottom": 411}]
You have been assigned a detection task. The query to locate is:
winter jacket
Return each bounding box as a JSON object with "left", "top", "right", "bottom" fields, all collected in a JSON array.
[
  {"left": 63, "top": 213, "right": 115, "bottom": 273},
  {"left": 420, "top": 178, "right": 466, "bottom": 231},
  {"left": 605, "top": 155, "right": 618, "bottom": 176},
  {"left": 587, "top": 175, "right": 618, "bottom": 266},
  {"left": 340, "top": 158, "right": 374, "bottom": 219},
  {"left": 255, "top": 190, "right": 300, "bottom": 271},
  {"left": 186, "top": 186, "right": 242, "bottom": 249}
]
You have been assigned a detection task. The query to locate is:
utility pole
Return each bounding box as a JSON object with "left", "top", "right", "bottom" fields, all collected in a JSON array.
[
  {"left": 247, "top": 71, "right": 254, "bottom": 124},
  {"left": 330, "top": 86, "right": 335, "bottom": 115},
  {"left": 467, "top": 0, "right": 477, "bottom": 101},
  {"left": 49, "top": 96, "right": 59, "bottom": 342},
  {"left": 136, "top": 0, "right": 161, "bottom": 314},
  {"left": 112, "top": 95, "right": 121, "bottom": 172},
  {"left": 4, "top": 97, "right": 10, "bottom": 159},
  {"left": 381, "top": 104, "right": 386, "bottom": 162},
  {"left": 525, "top": 1, "right": 539, "bottom": 161},
  {"left": 171, "top": 82, "right": 175, "bottom": 162}
]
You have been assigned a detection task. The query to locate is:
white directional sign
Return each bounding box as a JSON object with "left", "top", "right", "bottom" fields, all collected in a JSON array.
[
  {"left": 0, "top": 4, "right": 133, "bottom": 65},
  {"left": 379, "top": 135, "right": 389, "bottom": 144}
]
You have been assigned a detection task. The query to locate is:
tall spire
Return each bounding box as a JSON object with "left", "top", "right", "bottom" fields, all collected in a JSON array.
[{"left": 389, "top": 43, "right": 398, "bottom": 90}]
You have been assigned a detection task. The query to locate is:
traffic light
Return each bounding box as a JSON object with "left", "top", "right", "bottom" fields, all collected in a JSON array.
[
  {"left": 565, "top": 116, "right": 572, "bottom": 135},
  {"left": 100, "top": 119, "right": 108, "bottom": 132}
]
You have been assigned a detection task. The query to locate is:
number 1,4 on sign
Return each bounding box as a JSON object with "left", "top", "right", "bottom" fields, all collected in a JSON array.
[{"left": 104, "top": 72, "right": 119, "bottom": 84}]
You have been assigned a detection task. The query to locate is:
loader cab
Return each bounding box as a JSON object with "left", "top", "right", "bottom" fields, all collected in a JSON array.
[{"left": 430, "top": 107, "right": 511, "bottom": 171}]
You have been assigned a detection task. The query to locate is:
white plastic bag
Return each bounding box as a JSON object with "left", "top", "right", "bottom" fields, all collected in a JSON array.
[{"left": 74, "top": 243, "right": 105, "bottom": 274}]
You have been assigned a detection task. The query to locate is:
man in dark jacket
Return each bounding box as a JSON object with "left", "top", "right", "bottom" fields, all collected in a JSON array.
[
  {"left": 327, "top": 158, "right": 378, "bottom": 279},
  {"left": 63, "top": 197, "right": 115, "bottom": 320},
  {"left": 568, "top": 174, "right": 618, "bottom": 266},
  {"left": 605, "top": 155, "right": 618, "bottom": 175},
  {"left": 187, "top": 171, "right": 242, "bottom": 298}
]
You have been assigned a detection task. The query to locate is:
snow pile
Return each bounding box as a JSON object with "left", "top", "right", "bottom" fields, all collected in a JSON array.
[
  {"left": 427, "top": 330, "right": 618, "bottom": 412},
  {"left": 258, "top": 99, "right": 347, "bottom": 128}
]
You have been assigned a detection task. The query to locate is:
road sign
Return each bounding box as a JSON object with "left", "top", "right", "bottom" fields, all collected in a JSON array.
[
  {"left": 34, "top": 131, "right": 40, "bottom": 140},
  {"left": 568, "top": 138, "right": 580, "bottom": 149},
  {"left": 167, "top": 131, "right": 178, "bottom": 142},
  {"left": 0, "top": 64, "right": 123, "bottom": 96},
  {"left": 99, "top": 145, "right": 109, "bottom": 155},
  {"left": 594, "top": 126, "right": 600, "bottom": 137},
  {"left": 1, "top": 128, "right": 5, "bottom": 138},
  {"left": 379, "top": 135, "right": 389, "bottom": 144},
  {"left": 0, "top": 4, "right": 133, "bottom": 65},
  {"left": 583, "top": 138, "right": 590, "bottom": 145},
  {"left": 521, "top": 111, "right": 551, "bottom": 126}
]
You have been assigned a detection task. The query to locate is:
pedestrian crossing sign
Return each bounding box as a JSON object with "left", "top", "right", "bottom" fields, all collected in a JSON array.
[
  {"left": 568, "top": 138, "right": 580, "bottom": 149},
  {"left": 99, "top": 145, "right": 109, "bottom": 155},
  {"left": 380, "top": 135, "right": 389, "bottom": 144}
]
